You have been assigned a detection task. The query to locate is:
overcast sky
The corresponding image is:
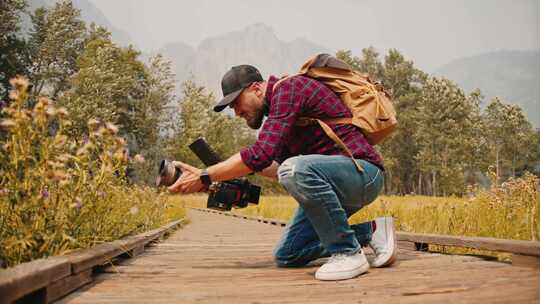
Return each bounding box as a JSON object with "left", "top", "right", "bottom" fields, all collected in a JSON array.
[{"left": 88, "top": 0, "right": 539, "bottom": 71}]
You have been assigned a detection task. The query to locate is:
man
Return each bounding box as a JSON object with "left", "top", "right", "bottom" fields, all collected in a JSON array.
[{"left": 168, "top": 64, "right": 397, "bottom": 281}]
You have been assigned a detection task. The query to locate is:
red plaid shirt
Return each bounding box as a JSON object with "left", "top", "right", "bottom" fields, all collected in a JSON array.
[{"left": 240, "top": 75, "right": 384, "bottom": 172}]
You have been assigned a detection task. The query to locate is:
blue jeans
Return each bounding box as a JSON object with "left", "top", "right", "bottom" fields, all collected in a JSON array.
[{"left": 273, "top": 154, "right": 384, "bottom": 267}]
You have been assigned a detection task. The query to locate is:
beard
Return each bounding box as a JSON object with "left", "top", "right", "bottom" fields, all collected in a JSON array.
[{"left": 246, "top": 107, "right": 265, "bottom": 129}]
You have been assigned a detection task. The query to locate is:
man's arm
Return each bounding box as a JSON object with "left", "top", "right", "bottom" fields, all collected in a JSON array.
[
  {"left": 168, "top": 152, "right": 252, "bottom": 193},
  {"left": 167, "top": 154, "right": 279, "bottom": 193}
]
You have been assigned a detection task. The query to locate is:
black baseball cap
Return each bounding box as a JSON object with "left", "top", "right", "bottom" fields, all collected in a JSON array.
[{"left": 214, "top": 65, "right": 263, "bottom": 112}]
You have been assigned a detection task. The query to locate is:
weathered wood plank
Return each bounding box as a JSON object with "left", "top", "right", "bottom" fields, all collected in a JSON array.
[
  {"left": 67, "top": 242, "right": 125, "bottom": 274},
  {"left": 57, "top": 209, "right": 540, "bottom": 304},
  {"left": 0, "top": 219, "right": 184, "bottom": 303},
  {"left": 512, "top": 253, "right": 540, "bottom": 268},
  {"left": 0, "top": 257, "right": 70, "bottom": 303},
  {"left": 397, "top": 232, "right": 540, "bottom": 256},
  {"left": 46, "top": 269, "right": 92, "bottom": 303}
]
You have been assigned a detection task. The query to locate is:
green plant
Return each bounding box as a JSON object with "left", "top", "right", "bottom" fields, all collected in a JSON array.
[{"left": 0, "top": 77, "right": 184, "bottom": 268}]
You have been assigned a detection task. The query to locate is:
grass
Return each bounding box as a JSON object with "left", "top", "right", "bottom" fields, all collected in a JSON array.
[{"left": 0, "top": 77, "right": 185, "bottom": 268}]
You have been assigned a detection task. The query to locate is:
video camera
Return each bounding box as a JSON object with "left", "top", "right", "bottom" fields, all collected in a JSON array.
[{"left": 156, "top": 138, "right": 261, "bottom": 211}]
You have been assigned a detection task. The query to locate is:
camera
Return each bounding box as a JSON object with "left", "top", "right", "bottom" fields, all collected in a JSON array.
[{"left": 156, "top": 138, "right": 261, "bottom": 211}]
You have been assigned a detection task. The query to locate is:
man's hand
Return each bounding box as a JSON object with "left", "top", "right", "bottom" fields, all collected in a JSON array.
[{"left": 168, "top": 161, "right": 205, "bottom": 194}]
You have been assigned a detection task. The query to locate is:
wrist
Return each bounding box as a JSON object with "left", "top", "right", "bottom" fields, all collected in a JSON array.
[{"left": 199, "top": 168, "right": 212, "bottom": 186}]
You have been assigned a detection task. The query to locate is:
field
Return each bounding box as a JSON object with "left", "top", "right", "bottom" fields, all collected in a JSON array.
[{"left": 171, "top": 176, "right": 539, "bottom": 259}]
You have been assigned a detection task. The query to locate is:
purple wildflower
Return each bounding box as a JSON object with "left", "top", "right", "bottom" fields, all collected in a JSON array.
[{"left": 40, "top": 188, "right": 49, "bottom": 200}]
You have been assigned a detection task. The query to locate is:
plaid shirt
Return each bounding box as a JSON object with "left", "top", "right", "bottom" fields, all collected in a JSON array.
[{"left": 240, "top": 75, "right": 384, "bottom": 172}]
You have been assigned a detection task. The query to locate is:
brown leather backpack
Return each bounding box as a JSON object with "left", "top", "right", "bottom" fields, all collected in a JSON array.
[{"left": 275, "top": 53, "right": 397, "bottom": 172}]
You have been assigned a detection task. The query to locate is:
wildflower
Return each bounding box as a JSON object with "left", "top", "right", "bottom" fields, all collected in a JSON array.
[
  {"left": 46, "top": 170, "right": 68, "bottom": 182},
  {"left": 38, "top": 97, "right": 51, "bottom": 106},
  {"left": 105, "top": 122, "right": 119, "bottom": 134},
  {"left": 53, "top": 135, "right": 67, "bottom": 147},
  {"left": 133, "top": 154, "right": 145, "bottom": 164},
  {"left": 45, "top": 106, "right": 57, "bottom": 117},
  {"left": 76, "top": 142, "right": 95, "bottom": 156},
  {"left": 115, "top": 137, "right": 126, "bottom": 146},
  {"left": 0, "top": 188, "right": 9, "bottom": 196},
  {"left": 8, "top": 90, "right": 19, "bottom": 100},
  {"left": 129, "top": 206, "right": 139, "bottom": 215},
  {"left": 57, "top": 107, "right": 69, "bottom": 117},
  {"left": 0, "top": 119, "right": 16, "bottom": 130},
  {"left": 40, "top": 188, "right": 49, "bottom": 200},
  {"left": 10, "top": 76, "right": 30, "bottom": 92},
  {"left": 97, "top": 191, "right": 105, "bottom": 198},
  {"left": 70, "top": 197, "right": 83, "bottom": 209},
  {"left": 87, "top": 118, "right": 101, "bottom": 129},
  {"left": 113, "top": 149, "right": 128, "bottom": 162}
]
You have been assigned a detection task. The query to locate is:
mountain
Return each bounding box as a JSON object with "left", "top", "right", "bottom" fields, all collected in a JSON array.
[
  {"left": 434, "top": 50, "right": 540, "bottom": 127},
  {"left": 25, "top": 0, "right": 133, "bottom": 47},
  {"left": 153, "top": 23, "right": 329, "bottom": 97}
]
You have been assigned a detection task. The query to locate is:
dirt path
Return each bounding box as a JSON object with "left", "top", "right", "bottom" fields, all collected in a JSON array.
[{"left": 57, "top": 209, "right": 540, "bottom": 303}]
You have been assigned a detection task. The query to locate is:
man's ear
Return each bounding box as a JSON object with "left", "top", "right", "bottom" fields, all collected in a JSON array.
[{"left": 254, "top": 82, "right": 264, "bottom": 97}]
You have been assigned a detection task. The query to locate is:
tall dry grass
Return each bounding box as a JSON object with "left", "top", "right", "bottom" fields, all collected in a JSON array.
[
  {"left": 176, "top": 174, "right": 539, "bottom": 242},
  {"left": 0, "top": 77, "right": 185, "bottom": 268}
]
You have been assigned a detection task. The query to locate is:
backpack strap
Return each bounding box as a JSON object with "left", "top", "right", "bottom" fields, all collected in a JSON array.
[{"left": 313, "top": 118, "right": 364, "bottom": 172}]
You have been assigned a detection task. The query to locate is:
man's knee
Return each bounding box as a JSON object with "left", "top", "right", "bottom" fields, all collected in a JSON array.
[
  {"left": 277, "top": 156, "right": 312, "bottom": 186},
  {"left": 277, "top": 156, "right": 298, "bottom": 183}
]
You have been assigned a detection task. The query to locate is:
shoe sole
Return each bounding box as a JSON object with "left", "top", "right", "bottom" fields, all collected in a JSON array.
[
  {"left": 315, "top": 261, "right": 369, "bottom": 281},
  {"left": 372, "top": 217, "right": 398, "bottom": 268}
]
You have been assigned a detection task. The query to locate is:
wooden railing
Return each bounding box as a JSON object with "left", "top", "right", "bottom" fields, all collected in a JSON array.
[{"left": 0, "top": 219, "right": 184, "bottom": 304}]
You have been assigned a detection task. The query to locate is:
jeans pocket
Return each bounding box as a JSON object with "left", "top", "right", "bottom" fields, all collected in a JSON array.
[{"left": 363, "top": 167, "right": 383, "bottom": 205}]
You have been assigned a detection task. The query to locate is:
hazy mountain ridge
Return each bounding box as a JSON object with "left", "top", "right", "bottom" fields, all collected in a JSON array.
[
  {"left": 434, "top": 50, "right": 540, "bottom": 127},
  {"left": 153, "top": 23, "right": 329, "bottom": 96}
]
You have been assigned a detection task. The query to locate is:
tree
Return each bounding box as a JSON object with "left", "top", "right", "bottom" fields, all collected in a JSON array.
[
  {"left": 27, "top": 0, "right": 87, "bottom": 98},
  {"left": 484, "top": 98, "right": 533, "bottom": 182},
  {"left": 414, "top": 77, "right": 482, "bottom": 196},
  {"left": 129, "top": 54, "right": 178, "bottom": 184},
  {"left": 59, "top": 32, "right": 146, "bottom": 138},
  {"left": 166, "top": 80, "right": 255, "bottom": 165},
  {"left": 0, "top": 0, "right": 28, "bottom": 103}
]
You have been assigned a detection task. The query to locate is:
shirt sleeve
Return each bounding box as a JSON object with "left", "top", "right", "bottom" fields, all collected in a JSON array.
[{"left": 240, "top": 78, "right": 304, "bottom": 171}]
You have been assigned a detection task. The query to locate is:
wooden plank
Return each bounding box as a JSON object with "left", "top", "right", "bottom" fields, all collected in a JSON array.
[
  {"left": 46, "top": 269, "right": 92, "bottom": 303},
  {"left": 57, "top": 209, "right": 540, "bottom": 304},
  {"left": 130, "top": 245, "right": 145, "bottom": 258},
  {"left": 512, "top": 253, "right": 540, "bottom": 268},
  {"left": 0, "top": 257, "right": 70, "bottom": 303},
  {"left": 68, "top": 220, "right": 183, "bottom": 274},
  {"left": 67, "top": 242, "right": 125, "bottom": 274},
  {"left": 398, "top": 241, "right": 417, "bottom": 251},
  {"left": 191, "top": 208, "right": 540, "bottom": 257},
  {"left": 397, "top": 232, "right": 540, "bottom": 256}
]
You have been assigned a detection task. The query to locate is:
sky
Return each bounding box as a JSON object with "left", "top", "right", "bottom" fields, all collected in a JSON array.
[{"left": 88, "top": 0, "right": 539, "bottom": 71}]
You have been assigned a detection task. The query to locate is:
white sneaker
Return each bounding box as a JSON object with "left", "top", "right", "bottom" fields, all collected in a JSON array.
[
  {"left": 368, "top": 216, "right": 398, "bottom": 267},
  {"left": 315, "top": 250, "right": 369, "bottom": 281}
]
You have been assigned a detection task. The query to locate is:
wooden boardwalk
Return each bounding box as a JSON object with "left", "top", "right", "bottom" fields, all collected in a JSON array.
[{"left": 56, "top": 209, "right": 540, "bottom": 304}]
